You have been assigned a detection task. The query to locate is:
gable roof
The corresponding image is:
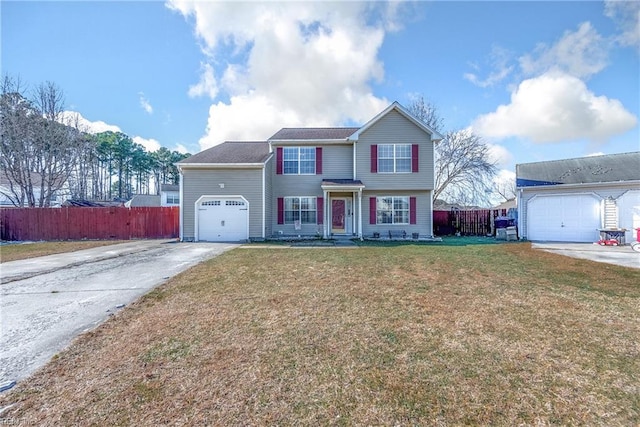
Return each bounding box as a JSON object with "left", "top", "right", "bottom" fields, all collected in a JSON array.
[
  {"left": 269, "top": 128, "right": 359, "bottom": 141},
  {"left": 348, "top": 101, "right": 444, "bottom": 142},
  {"left": 160, "top": 184, "right": 179, "bottom": 192},
  {"left": 178, "top": 141, "right": 271, "bottom": 166},
  {"left": 516, "top": 152, "right": 640, "bottom": 187}
]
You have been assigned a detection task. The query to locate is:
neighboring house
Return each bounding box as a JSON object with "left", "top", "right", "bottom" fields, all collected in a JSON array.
[
  {"left": 178, "top": 102, "right": 443, "bottom": 242},
  {"left": 124, "top": 194, "right": 161, "bottom": 208},
  {"left": 0, "top": 172, "right": 65, "bottom": 207},
  {"left": 517, "top": 152, "right": 640, "bottom": 243},
  {"left": 160, "top": 184, "right": 180, "bottom": 207}
]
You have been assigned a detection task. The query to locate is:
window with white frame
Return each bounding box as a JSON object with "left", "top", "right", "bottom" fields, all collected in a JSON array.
[
  {"left": 284, "top": 196, "right": 317, "bottom": 224},
  {"left": 166, "top": 194, "right": 179, "bottom": 204},
  {"left": 378, "top": 144, "right": 412, "bottom": 173},
  {"left": 376, "top": 196, "right": 409, "bottom": 224},
  {"left": 284, "top": 147, "right": 316, "bottom": 174}
]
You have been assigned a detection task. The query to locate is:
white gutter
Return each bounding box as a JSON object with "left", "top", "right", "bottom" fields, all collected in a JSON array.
[
  {"left": 353, "top": 141, "right": 357, "bottom": 181},
  {"left": 517, "top": 179, "right": 640, "bottom": 191},
  {"left": 262, "top": 165, "right": 266, "bottom": 239}
]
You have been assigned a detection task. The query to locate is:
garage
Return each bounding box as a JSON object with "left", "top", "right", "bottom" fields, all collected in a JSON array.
[
  {"left": 196, "top": 196, "right": 249, "bottom": 242},
  {"left": 527, "top": 194, "right": 601, "bottom": 242}
]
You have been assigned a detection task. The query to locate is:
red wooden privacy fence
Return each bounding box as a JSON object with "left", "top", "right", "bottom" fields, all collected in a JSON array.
[
  {"left": 433, "top": 209, "right": 509, "bottom": 236},
  {"left": 0, "top": 207, "right": 179, "bottom": 241}
]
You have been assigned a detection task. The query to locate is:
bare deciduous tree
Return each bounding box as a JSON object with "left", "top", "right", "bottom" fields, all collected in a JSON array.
[
  {"left": 0, "top": 75, "right": 83, "bottom": 206},
  {"left": 408, "top": 95, "right": 497, "bottom": 207}
]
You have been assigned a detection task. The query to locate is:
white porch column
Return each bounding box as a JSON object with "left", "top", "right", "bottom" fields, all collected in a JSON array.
[
  {"left": 358, "top": 189, "right": 363, "bottom": 239},
  {"left": 323, "top": 190, "right": 328, "bottom": 239}
]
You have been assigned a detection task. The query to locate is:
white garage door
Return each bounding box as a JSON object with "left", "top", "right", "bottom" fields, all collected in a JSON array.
[
  {"left": 527, "top": 194, "right": 601, "bottom": 242},
  {"left": 618, "top": 190, "right": 640, "bottom": 243},
  {"left": 197, "top": 197, "right": 248, "bottom": 242}
]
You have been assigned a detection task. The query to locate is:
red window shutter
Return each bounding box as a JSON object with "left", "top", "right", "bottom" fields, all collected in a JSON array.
[
  {"left": 370, "top": 145, "right": 377, "bottom": 173},
  {"left": 317, "top": 197, "right": 323, "bottom": 224},
  {"left": 410, "top": 196, "right": 417, "bottom": 224},
  {"left": 412, "top": 144, "right": 419, "bottom": 173},
  {"left": 277, "top": 197, "right": 284, "bottom": 224},
  {"left": 369, "top": 197, "right": 377, "bottom": 224},
  {"left": 276, "top": 147, "right": 283, "bottom": 175},
  {"left": 316, "top": 147, "right": 322, "bottom": 174}
]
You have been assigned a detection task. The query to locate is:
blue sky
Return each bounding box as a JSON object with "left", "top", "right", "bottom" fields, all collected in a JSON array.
[{"left": 2, "top": 1, "right": 639, "bottom": 190}]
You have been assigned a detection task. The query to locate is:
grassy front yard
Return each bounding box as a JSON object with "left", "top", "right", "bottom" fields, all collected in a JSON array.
[
  {"left": 1, "top": 242, "right": 638, "bottom": 425},
  {"left": 0, "top": 240, "right": 127, "bottom": 263}
]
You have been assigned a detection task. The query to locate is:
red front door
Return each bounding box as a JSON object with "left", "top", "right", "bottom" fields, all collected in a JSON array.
[{"left": 332, "top": 199, "right": 345, "bottom": 233}]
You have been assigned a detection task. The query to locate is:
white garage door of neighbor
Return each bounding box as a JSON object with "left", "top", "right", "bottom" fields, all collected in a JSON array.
[
  {"left": 527, "top": 194, "right": 601, "bottom": 242},
  {"left": 198, "top": 198, "right": 248, "bottom": 242}
]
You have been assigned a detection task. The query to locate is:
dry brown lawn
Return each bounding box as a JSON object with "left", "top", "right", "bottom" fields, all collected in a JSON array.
[
  {"left": 1, "top": 241, "right": 638, "bottom": 426},
  {"left": 0, "top": 240, "right": 128, "bottom": 263}
]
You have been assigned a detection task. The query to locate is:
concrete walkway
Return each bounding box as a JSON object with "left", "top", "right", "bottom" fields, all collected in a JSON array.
[{"left": 532, "top": 242, "right": 640, "bottom": 269}]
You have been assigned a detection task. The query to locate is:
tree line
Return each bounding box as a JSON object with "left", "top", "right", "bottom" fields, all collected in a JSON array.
[{"left": 0, "top": 75, "right": 190, "bottom": 207}]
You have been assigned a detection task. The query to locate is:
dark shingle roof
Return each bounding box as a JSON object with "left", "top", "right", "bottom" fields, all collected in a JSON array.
[
  {"left": 160, "top": 184, "right": 179, "bottom": 192},
  {"left": 178, "top": 142, "right": 271, "bottom": 164},
  {"left": 269, "top": 128, "right": 359, "bottom": 141},
  {"left": 516, "top": 152, "right": 640, "bottom": 187}
]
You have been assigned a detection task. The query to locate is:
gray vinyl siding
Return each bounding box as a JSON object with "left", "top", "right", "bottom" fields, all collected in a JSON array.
[
  {"left": 270, "top": 143, "right": 352, "bottom": 237},
  {"left": 181, "top": 167, "right": 264, "bottom": 240},
  {"left": 362, "top": 190, "right": 433, "bottom": 237},
  {"left": 355, "top": 110, "right": 434, "bottom": 190},
  {"left": 517, "top": 182, "right": 639, "bottom": 241},
  {"left": 322, "top": 144, "right": 353, "bottom": 178}
]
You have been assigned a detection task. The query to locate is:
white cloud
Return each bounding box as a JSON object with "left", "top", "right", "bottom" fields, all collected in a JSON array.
[
  {"left": 519, "top": 22, "right": 609, "bottom": 79},
  {"left": 605, "top": 0, "right": 640, "bottom": 50},
  {"left": 138, "top": 92, "right": 153, "bottom": 114},
  {"left": 464, "top": 45, "right": 514, "bottom": 88},
  {"left": 175, "top": 144, "right": 189, "bottom": 154},
  {"left": 167, "top": 1, "right": 397, "bottom": 149},
  {"left": 188, "top": 63, "right": 219, "bottom": 99},
  {"left": 486, "top": 143, "right": 513, "bottom": 167},
  {"left": 132, "top": 136, "right": 161, "bottom": 152},
  {"left": 472, "top": 72, "right": 637, "bottom": 144},
  {"left": 61, "top": 111, "right": 121, "bottom": 134}
]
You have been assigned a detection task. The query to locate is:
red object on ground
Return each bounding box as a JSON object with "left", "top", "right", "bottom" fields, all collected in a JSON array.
[{"left": 597, "top": 239, "right": 619, "bottom": 246}]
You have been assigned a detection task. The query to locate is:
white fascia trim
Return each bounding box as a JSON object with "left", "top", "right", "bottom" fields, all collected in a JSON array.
[
  {"left": 269, "top": 139, "right": 352, "bottom": 145},
  {"left": 517, "top": 180, "right": 640, "bottom": 191},
  {"left": 179, "top": 163, "right": 266, "bottom": 169}
]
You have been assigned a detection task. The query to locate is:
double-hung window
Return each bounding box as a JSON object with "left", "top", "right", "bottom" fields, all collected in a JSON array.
[
  {"left": 377, "top": 144, "right": 412, "bottom": 173},
  {"left": 284, "top": 196, "right": 317, "bottom": 224},
  {"left": 376, "top": 196, "right": 409, "bottom": 224},
  {"left": 283, "top": 147, "right": 316, "bottom": 174}
]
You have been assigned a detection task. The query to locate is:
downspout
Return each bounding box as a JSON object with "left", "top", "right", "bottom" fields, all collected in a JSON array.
[
  {"left": 262, "top": 165, "right": 266, "bottom": 240},
  {"left": 179, "top": 167, "right": 184, "bottom": 242},
  {"left": 352, "top": 140, "right": 357, "bottom": 181}
]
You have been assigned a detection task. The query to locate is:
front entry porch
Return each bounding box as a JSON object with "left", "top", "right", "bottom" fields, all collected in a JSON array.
[{"left": 321, "top": 179, "right": 365, "bottom": 239}]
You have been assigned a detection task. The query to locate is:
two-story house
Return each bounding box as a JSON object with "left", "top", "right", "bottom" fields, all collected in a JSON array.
[{"left": 177, "top": 102, "right": 443, "bottom": 242}]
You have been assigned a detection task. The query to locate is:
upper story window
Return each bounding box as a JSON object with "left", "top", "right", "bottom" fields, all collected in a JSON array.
[
  {"left": 284, "top": 147, "right": 316, "bottom": 174},
  {"left": 378, "top": 144, "right": 412, "bottom": 173},
  {"left": 371, "top": 144, "right": 418, "bottom": 174},
  {"left": 166, "top": 194, "right": 179, "bottom": 205},
  {"left": 276, "top": 146, "right": 322, "bottom": 175}
]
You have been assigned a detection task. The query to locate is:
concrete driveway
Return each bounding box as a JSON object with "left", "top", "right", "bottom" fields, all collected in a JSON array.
[
  {"left": 532, "top": 242, "right": 640, "bottom": 269},
  {"left": 0, "top": 240, "right": 237, "bottom": 386}
]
